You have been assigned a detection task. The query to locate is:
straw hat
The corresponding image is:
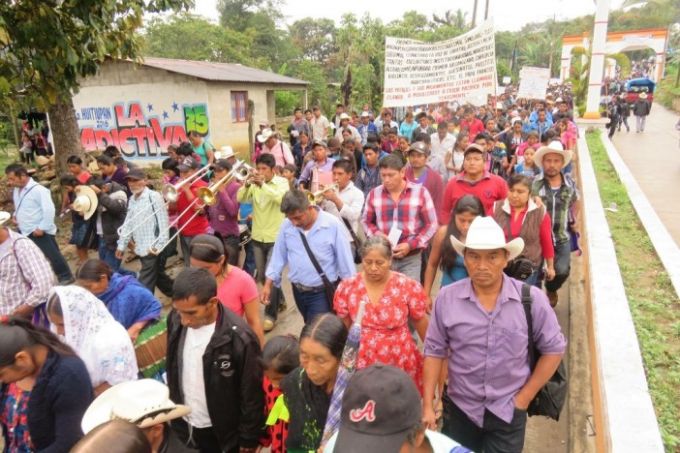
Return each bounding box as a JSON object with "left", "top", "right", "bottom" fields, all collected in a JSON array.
[
  {"left": 257, "top": 128, "right": 275, "bottom": 143},
  {"left": 81, "top": 379, "right": 191, "bottom": 434},
  {"left": 216, "top": 145, "right": 235, "bottom": 160},
  {"left": 0, "top": 211, "right": 11, "bottom": 226},
  {"left": 71, "top": 185, "right": 98, "bottom": 220},
  {"left": 450, "top": 216, "right": 524, "bottom": 260},
  {"left": 534, "top": 140, "right": 573, "bottom": 169},
  {"left": 639, "top": 92, "right": 648, "bottom": 99}
]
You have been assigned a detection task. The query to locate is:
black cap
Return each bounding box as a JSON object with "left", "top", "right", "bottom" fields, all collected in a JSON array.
[
  {"left": 124, "top": 168, "right": 146, "bottom": 180},
  {"left": 178, "top": 157, "right": 200, "bottom": 172},
  {"left": 333, "top": 365, "right": 421, "bottom": 453}
]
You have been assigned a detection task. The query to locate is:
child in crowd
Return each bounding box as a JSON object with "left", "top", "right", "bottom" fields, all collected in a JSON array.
[
  {"left": 19, "top": 130, "right": 34, "bottom": 164},
  {"left": 260, "top": 335, "right": 300, "bottom": 453},
  {"left": 66, "top": 155, "right": 92, "bottom": 185},
  {"left": 281, "top": 164, "right": 299, "bottom": 190},
  {"left": 60, "top": 175, "right": 98, "bottom": 265},
  {"left": 515, "top": 131, "right": 540, "bottom": 163},
  {"left": 514, "top": 147, "right": 539, "bottom": 179}
]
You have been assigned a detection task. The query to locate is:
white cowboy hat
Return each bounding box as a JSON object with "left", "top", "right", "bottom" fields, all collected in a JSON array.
[
  {"left": 81, "top": 379, "right": 191, "bottom": 434},
  {"left": 216, "top": 145, "right": 235, "bottom": 160},
  {"left": 533, "top": 140, "right": 573, "bottom": 169},
  {"left": 0, "top": 211, "right": 11, "bottom": 226},
  {"left": 639, "top": 92, "right": 648, "bottom": 99},
  {"left": 257, "top": 128, "right": 275, "bottom": 143},
  {"left": 450, "top": 216, "right": 524, "bottom": 261},
  {"left": 72, "top": 185, "right": 98, "bottom": 220},
  {"left": 339, "top": 112, "right": 351, "bottom": 120}
]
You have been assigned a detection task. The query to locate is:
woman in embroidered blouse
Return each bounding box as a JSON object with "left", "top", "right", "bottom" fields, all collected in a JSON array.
[{"left": 333, "top": 236, "right": 429, "bottom": 393}]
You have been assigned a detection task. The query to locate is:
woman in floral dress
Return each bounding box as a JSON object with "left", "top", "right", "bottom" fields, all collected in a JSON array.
[{"left": 333, "top": 236, "right": 429, "bottom": 392}]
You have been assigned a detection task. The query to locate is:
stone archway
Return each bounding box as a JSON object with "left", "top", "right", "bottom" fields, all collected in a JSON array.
[{"left": 560, "top": 27, "right": 668, "bottom": 82}]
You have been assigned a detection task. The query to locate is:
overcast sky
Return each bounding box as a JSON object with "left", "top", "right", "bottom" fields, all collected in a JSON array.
[{"left": 190, "top": 0, "right": 626, "bottom": 31}]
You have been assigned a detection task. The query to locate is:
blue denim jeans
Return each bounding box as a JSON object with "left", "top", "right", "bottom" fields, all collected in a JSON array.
[
  {"left": 98, "top": 241, "right": 122, "bottom": 271},
  {"left": 291, "top": 286, "right": 331, "bottom": 324},
  {"left": 525, "top": 267, "right": 543, "bottom": 288},
  {"left": 545, "top": 241, "right": 571, "bottom": 293}
]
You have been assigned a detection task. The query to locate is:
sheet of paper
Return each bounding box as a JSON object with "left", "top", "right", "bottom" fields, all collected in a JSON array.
[{"left": 387, "top": 226, "right": 402, "bottom": 248}]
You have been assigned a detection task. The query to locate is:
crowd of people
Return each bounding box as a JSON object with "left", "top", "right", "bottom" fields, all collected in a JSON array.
[{"left": 0, "top": 88, "right": 581, "bottom": 452}]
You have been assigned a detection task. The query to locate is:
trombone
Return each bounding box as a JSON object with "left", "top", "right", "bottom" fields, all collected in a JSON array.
[
  {"left": 148, "top": 197, "right": 205, "bottom": 255},
  {"left": 197, "top": 160, "right": 255, "bottom": 206},
  {"left": 162, "top": 162, "right": 212, "bottom": 202},
  {"left": 117, "top": 197, "right": 168, "bottom": 237},
  {"left": 307, "top": 184, "right": 338, "bottom": 205}
]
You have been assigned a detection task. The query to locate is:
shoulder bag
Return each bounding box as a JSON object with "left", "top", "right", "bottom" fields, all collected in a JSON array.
[
  {"left": 521, "top": 284, "right": 568, "bottom": 420},
  {"left": 298, "top": 231, "right": 340, "bottom": 306},
  {"left": 341, "top": 218, "right": 362, "bottom": 264}
]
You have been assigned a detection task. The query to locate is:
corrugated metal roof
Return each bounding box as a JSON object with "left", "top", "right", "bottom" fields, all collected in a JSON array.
[{"left": 139, "top": 57, "right": 309, "bottom": 87}]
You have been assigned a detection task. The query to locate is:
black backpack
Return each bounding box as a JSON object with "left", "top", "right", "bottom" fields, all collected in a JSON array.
[{"left": 521, "top": 284, "right": 568, "bottom": 421}]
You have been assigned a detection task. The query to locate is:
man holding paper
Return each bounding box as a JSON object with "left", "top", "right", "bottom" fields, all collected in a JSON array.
[{"left": 361, "top": 154, "right": 438, "bottom": 281}]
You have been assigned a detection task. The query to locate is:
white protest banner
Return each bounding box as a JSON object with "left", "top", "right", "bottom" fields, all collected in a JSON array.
[
  {"left": 517, "top": 66, "right": 550, "bottom": 99},
  {"left": 383, "top": 21, "right": 496, "bottom": 107}
]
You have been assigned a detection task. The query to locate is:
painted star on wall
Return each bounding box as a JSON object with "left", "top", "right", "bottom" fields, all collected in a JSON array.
[
  {"left": 162, "top": 111, "right": 169, "bottom": 119},
  {"left": 172, "top": 102, "right": 179, "bottom": 112},
  {"left": 147, "top": 103, "right": 154, "bottom": 112}
]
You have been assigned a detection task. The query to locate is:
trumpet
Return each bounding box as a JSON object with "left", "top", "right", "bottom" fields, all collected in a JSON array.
[
  {"left": 162, "top": 162, "right": 212, "bottom": 202},
  {"left": 307, "top": 184, "right": 338, "bottom": 204},
  {"left": 197, "top": 160, "right": 255, "bottom": 206}
]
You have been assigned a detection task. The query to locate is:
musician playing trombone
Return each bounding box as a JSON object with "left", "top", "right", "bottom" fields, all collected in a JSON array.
[
  {"left": 173, "top": 159, "right": 210, "bottom": 267},
  {"left": 115, "top": 169, "right": 173, "bottom": 297}
]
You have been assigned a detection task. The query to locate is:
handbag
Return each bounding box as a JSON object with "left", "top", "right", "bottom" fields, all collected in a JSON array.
[
  {"left": 341, "top": 218, "right": 362, "bottom": 264},
  {"left": 521, "top": 284, "right": 568, "bottom": 420},
  {"left": 298, "top": 231, "right": 340, "bottom": 306}
]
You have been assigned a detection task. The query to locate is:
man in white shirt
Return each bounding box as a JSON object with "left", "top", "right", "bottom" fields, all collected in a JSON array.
[
  {"left": 373, "top": 108, "right": 399, "bottom": 131},
  {"left": 311, "top": 106, "right": 331, "bottom": 142},
  {"left": 430, "top": 121, "right": 456, "bottom": 160},
  {"left": 166, "top": 268, "right": 264, "bottom": 453},
  {"left": 320, "top": 159, "right": 365, "bottom": 245}
]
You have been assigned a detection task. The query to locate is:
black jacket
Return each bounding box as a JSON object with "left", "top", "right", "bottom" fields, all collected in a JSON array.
[
  {"left": 97, "top": 181, "right": 128, "bottom": 249},
  {"left": 166, "top": 304, "right": 264, "bottom": 451},
  {"left": 633, "top": 99, "right": 651, "bottom": 117}
]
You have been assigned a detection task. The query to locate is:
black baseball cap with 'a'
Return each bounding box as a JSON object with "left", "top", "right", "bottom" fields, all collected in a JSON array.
[{"left": 333, "top": 365, "right": 422, "bottom": 453}]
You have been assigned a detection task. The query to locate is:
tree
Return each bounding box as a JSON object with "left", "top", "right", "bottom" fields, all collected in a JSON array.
[
  {"left": 289, "top": 18, "right": 337, "bottom": 63},
  {"left": 143, "top": 14, "right": 253, "bottom": 65},
  {"left": 0, "top": 0, "right": 191, "bottom": 171}
]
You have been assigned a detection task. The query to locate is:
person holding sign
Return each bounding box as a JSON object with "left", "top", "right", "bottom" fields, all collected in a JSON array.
[{"left": 361, "top": 155, "right": 438, "bottom": 282}]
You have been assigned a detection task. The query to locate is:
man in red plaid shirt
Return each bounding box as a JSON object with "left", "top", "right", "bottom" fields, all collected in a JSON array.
[{"left": 361, "top": 155, "right": 439, "bottom": 281}]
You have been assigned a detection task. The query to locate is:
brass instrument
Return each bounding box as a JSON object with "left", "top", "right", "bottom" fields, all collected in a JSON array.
[
  {"left": 307, "top": 184, "right": 338, "bottom": 205},
  {"left": 162, "top": 163, "right": 212, "bottom": 202},
  {"left": 197, "top": 161, "right": 255, "bottom": 206},
  {"left": 148, "top": 197, "right": 204, "bottom": 255},
  {"left": 117, "top": 197, "right": 169, "bottom": 237}
]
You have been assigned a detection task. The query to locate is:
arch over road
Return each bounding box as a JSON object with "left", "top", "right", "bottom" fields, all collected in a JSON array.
[{"left": 560, "top": 28, "right": 669, "bottom": 82}]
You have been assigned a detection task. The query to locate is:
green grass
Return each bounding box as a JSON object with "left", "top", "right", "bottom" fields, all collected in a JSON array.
[
  {"left": 656, "top": 65, "right": 680, "bottom": 113},
  {"left": 0, "top": 146, "right": 19, "bottom": 174},
  {"left": 587, "top": 130, "right": 680, "bottom": 451}
]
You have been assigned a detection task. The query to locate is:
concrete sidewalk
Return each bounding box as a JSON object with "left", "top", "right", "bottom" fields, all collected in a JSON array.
[{"left": 610, "top": 104, "right": 680, "bottom": 246}]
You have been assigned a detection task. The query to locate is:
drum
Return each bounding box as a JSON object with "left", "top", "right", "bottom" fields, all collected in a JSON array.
[
  {"left": 238, "top": 223, "right": 252, "bottom": 247},
  {"left": 134, "top": 317, "right": 168, "bottom": 379}
]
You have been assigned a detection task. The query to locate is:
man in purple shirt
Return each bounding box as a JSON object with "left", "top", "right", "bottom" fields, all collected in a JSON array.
[{"left": 423, "top": 216, "right": 566, "bottom": 453}]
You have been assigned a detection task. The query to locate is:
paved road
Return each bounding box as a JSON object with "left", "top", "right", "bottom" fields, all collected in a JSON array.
[{"left": 611, "top": 104, "right": 680, "bottom": 246}]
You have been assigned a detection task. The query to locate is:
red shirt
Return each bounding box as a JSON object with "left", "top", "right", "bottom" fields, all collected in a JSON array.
[
  {"left": 175, "top": 179, "right": 210, "bottom": 236},
  {"left": 460, "top": 118, "right": 485, "bottom": 138},
  {"left": 440, "top": 171, "right": 508, "bottom": 224}
]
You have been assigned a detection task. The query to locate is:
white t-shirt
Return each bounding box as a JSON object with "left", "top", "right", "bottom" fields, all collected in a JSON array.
[
  {"left": 323, "top": 429, "right": 463, "bottom": 452},
  {"left": 182, "top": 322, "right": 216, "bottom": 428}
]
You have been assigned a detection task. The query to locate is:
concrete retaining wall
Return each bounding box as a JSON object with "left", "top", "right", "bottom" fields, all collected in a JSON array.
[{"left": 576, "top": 128, "right": 664, "bottom": 452}]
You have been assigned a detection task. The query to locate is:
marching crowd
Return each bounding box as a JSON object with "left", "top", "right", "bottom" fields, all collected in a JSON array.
[{"left": 0, "top": 88, "right": 579, "bottom": 453}]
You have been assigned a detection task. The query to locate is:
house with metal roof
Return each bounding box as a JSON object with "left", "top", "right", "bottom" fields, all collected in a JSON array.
[{"left": 72, "top": 57, "right": 309, "bottom": 162}]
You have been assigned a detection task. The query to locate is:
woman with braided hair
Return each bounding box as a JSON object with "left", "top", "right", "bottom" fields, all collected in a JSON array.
[{"left": 0, "top": 316, "right": 93, "bottom": 452}]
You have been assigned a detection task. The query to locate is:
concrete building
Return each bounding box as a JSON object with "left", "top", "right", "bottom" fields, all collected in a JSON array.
[{"left": 73, "top": 57, "right": 308, "bottom": 162}]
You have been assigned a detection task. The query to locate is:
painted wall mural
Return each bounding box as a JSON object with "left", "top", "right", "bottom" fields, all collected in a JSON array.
[{"left": 73, "top": 83, "right": 211, "bottom": 160}]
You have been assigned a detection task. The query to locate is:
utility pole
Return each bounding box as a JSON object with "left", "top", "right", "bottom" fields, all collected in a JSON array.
[
  {"left": 583, "top": 0, "right": 611, "bottom": 119},
  {"left": 484, "top": 0, "right": 490, "bottom": 21},
  {"left": 472, "top": 0, "right": 478, "bottom": 28}
]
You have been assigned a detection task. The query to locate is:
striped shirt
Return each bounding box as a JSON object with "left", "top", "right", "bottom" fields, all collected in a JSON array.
[
  {"left": 117, "top": 188, "right": 170, "bottom": 256},
  {"left": 0, "top": 229, "right": 55, "bottom": 315},
  {"left": 361, "top": 181, "right": 438, "bottom": 250}
]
